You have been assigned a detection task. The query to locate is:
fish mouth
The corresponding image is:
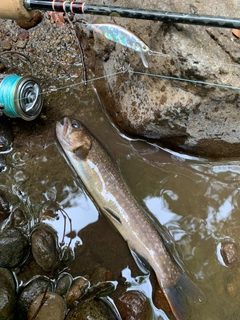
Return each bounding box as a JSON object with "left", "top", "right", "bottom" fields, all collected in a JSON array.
[
  {"left": 56, "top": 117, "right": 72, "bottom": 150},
  {"left": 57, "top": 117, "right": 71, "bottom": 135}
]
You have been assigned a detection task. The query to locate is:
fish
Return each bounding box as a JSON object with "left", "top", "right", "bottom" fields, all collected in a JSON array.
[
  {"left": 56, "top": 117, "right": 205, "bottom": 320},
  {"left": 87, "top": 23, "right": 150, "bottom": 68}
]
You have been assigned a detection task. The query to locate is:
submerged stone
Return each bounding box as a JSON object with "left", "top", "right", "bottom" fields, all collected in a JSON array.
[
  {"left": 27, "top": 292, "right": 67, "bottom": 320},
  {"left": 221, "top": 241, "right": 238, "bottom": 267},
  {"left": 18, "top": 275, "right": 54, "bottom": 319},
  {"left": 65, "top": 276, "right": 90, "bottom": 306},
  {"left": 0, "top": 227, "right": 29, "bottom": 268},
  {"left": 56, "top": 272, "right": 73, "bottom": 296},
  {"left": 116, "top": 290, "right": 152, "bottom": 320},
  {"left": 31, "top": 224, "right": 60, "bottom": 272},
  {"left": 0, "top": 268, "right": 16, "bottom": 320},
  {"left": 66, "top": 299, "right": 117, "bottom": 320}
]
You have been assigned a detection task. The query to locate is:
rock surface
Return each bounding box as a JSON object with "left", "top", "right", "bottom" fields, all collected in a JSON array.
[
  {"left": 66, "top": 299, "right": 116, "bottom": 320},
  {"left": 116, "top": 290, "right": 152, "bottom": 320},
  {"left": 0, "top": 268, "right": 16, "bottom": 320},
  {"left": 1, "top": 1, "right": 240, "bottom": 157},
  {"left": 0, "top": 227, "right": 29, "bottom": 268},
  {"left": 221, "top": 241, "right": 238, "bottom": 266},
  {"left": 82, "top": 0, "right": 240, "bottom": 158},
  {"left": 27, "top": 292, "right": 67, "bottom": 320},
  {"left": 31, "top": 224, "right": 60, "bottom": 272}
]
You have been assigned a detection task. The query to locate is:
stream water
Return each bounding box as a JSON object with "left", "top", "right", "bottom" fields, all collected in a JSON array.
[{"left": 1, "top": 83, "right": 240, "bottom": 319}]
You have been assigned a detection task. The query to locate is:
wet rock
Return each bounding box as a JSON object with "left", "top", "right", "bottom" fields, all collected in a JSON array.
[
  {"left": 0, "top": 118, "right": 14, "bottom": 172},
  {"left": 16, "top": 11, "right": 42, "bottom": 30},
  {"left": 10, "top": 208, "right": 28, "bottom": 229},
  {"left": 90, "top": 266, "right": 112, "bottom": 285},
  {"left": 86, "top": 281, "right": 117, "bottom": 301},
  {"left": 0, "top": 191, "right": 10, "bottom": 223},
  {"left": 65, "top": 276, "right": 90, "bottom": 306},
  {"left": 0, "top": 227, "right": 29, "bottom": 268},
  {"left": 18, "top": 275, "right": 54, "bottom": 319},
  {"left": 61, "top": 245, "right": 75, "bottom": 263},
  {"left": 27, "top": 292, "right": 67, "bottom": 320},
  {"left": 116, "top": 290, "right": 152, "bottom": 320},
  {"left": 221, "top": 241, "right": 238, "bottom": 266},
  {"left": 0, "top": 268, "right": 16, "bottom": 320},
  {"left": 56, "top": 272, "right": 73, "bottom": 296},
  {"left": 31, "top": 224, "right": 60, "bottom": 272},
  {"left": 84, "top": 0, "right": 240, "bottom": 158},
  {"left": 0, "top": 118, "right": 13, "bottom": 152},
  {"left": 66, "top": 299, "right": 117, "bottom": 320}
]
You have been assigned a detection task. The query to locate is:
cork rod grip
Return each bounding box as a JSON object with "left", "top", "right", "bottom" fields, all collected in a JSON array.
[{"left": 0, "top": 0, "right": 34, "bottom": 21}]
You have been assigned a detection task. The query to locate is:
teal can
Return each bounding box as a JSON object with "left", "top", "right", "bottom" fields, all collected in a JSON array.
[{"left": 0, "top": 74, "right": 43, "bottom": 121}]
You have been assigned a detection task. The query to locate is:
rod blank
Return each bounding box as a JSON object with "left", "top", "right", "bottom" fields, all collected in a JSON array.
[{"left": 24, "top": 0, "right": 240, "bottom": 29}]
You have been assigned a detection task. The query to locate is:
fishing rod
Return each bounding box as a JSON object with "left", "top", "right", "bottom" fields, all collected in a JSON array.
[{"left": 1, "top": 0, "right": 240, "bottom": 29}]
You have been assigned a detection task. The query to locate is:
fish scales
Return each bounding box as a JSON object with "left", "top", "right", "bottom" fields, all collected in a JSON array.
[
  {"left": 90, "top": 138, "right": 179, "bottom": 285},
  {"left": 56, "top": 117, "right": 205, "bottom": 320}
]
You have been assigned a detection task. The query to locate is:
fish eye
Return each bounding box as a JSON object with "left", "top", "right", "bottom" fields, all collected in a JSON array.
[{"left": 71, "top": 120, "right": 81, "bottom": 129}]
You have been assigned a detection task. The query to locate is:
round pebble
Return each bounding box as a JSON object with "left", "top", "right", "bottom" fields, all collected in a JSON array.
[
  {"left": 221, "top": 241, "right": 238, "bottom": 266},
  {"left": 0, "top": 268, "right": 16, "bottom": 320},
  {"left": 31, "top": 224, "right": 60, "bottom": 272},
  {"left": 28, "top": 292, "right": 67, "bottom": 320},
  {"left": 116, "top": 290, "right": 152, "bottom": 320},
  {"left": 66, "top": 299, "right": 115, "bottom": 320},
  {"left": 65, "top": 276, "right": 90, "bottom": 306},
  {"left": 0, "top": 227, "right": 29, "bottom": 268}
]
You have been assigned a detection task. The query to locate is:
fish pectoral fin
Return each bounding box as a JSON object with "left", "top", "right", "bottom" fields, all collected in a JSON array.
[
  {"left": 73, "top": 145, "right": 90, "bottom": 160},
  {"left": 129, "top": 248, "right": 150, "bottom": 275},
  {"left": 102, "top": 206, "right": 122, "bottom": 225}
]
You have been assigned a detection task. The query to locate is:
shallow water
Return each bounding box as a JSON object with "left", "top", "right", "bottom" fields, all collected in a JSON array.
[{"left": 2, "top": 84, "right": 240, "bottom": 319}]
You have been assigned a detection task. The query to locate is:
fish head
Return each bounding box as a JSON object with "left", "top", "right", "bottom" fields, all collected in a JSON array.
[{"left": 56, "top": 117, "right": 92, "bottom": 159}]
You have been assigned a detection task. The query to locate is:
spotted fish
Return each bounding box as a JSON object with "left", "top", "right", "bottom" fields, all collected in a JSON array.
[{"left": 56, "top": 117, "right": 205, "bottom": 320}]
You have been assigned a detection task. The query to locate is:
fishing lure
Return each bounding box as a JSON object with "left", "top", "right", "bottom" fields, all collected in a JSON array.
[{"left": 87, "top": 23, "right": 165, "bottom": 68}]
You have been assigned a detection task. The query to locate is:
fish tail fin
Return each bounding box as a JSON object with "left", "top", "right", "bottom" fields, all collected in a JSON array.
[{"left": 162, "top": 272, "right": 205, "bottom": 320}]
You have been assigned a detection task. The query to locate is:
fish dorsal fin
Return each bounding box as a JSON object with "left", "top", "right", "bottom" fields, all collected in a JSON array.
[
  {"left": 102, "top": 206, "right": 122, "bottom": 225},
  {"left": 73, "top": 145, "right": 90, "bottom": 160}
]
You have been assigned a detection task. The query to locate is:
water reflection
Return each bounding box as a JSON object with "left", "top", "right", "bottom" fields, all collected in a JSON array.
[
  {"left": 119, "top": 139, "right": 240, "bottom": 319},
  {"left": 1, "top": 84, "right": 240, "bottom": 319},
  {"left": 46, "top": 191, "right": 98, "bottom": 248}
]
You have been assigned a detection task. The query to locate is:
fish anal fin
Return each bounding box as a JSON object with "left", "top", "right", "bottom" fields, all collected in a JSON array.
[
  {"left": 102, "top": 206, "right": 122, "bottom": 225},
  {"left": 129, "top": 248, "right": 150, "bottom": 275},
  {"left": 162, "top": 272, "right": 206, "bottom": 320}
]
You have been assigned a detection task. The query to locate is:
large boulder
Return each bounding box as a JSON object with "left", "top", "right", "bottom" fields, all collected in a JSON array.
[{"left": 82, "top": 0, "right": 240, "bottom": 157}]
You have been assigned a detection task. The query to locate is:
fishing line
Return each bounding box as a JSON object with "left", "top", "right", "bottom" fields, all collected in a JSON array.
[
  {"left": 12, "top": 66, "right": 240, "bottom": 107},
  {"left": 37, "top": 67, "right": 240, "bottom": 94},
  {"left": 129, "top": 70, "right": 240, "bottom": 91}
]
